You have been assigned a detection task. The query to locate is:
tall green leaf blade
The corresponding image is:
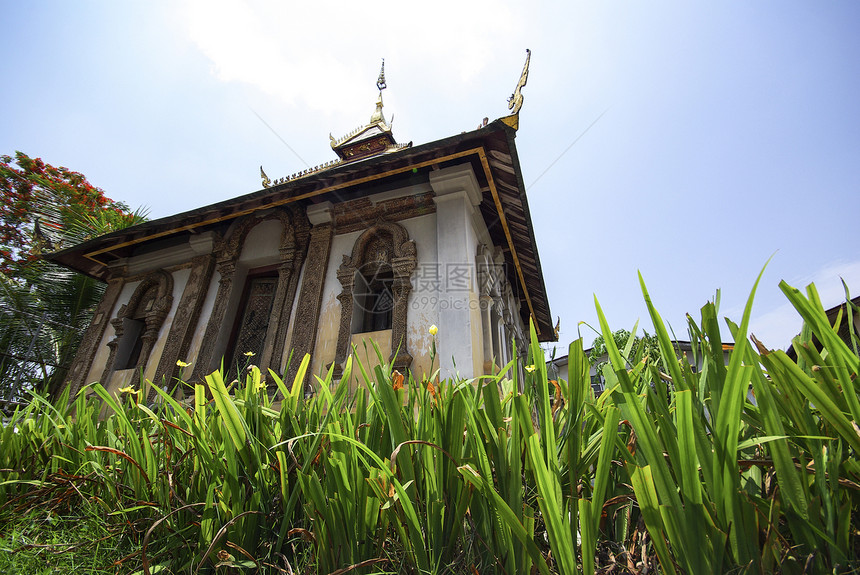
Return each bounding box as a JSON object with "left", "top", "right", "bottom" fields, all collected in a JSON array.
[
  {"left": 761, "top": 350, "right": 860, "bottom": 454},
  {"left": 204, "top": 370, "right": 247, "bottom": 455},
  {"left": 525, "top": 433, "right": 578, "bottom": 575},
  {"left": 675, "top": 390, "right": 702, "bottom": 505},
  {"left": 638, "top": 273, "right": 686, "bottom": 388},
  {"left": 780, "top": 281, "right": 860, "bottom": 424}
]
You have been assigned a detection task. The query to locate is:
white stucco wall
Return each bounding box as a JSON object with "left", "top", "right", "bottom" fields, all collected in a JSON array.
[
  {"left": 400, "top": 213, "right": 439, "bottom": 381},
  {"left": 238, "top": 219, "right": 282, "bottom": 267},
  {"left": 430, "top": 165, "right": 486, "bottom": 380}
]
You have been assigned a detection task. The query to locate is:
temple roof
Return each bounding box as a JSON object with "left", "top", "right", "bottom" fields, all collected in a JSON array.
[
  {"left": 50, "top": 120, "right": 555, "bottom": 341},
  {"left": 49, "top": 52, "right": 555, "bottom": 339}
]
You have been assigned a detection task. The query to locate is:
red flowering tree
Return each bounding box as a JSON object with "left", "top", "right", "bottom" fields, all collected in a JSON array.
[
  {"left": 0, "top": 152, "right": 137, "bottom": 275},
  {"left": 0, "top": 152, "right": 145, "bottom": 401}
]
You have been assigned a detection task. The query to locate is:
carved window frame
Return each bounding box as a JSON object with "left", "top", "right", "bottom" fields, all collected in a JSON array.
[
  {"left": 102, "top": 270, "right": 174, "bottom": 388},
  {"left": 191, "top": 207, "right": 309, "bottom": 381},
  {"left": 334, "top": 221, "right": 417, "bottom": 373},
  {"left": 223, "top": 265, "right": 280, "bottom": 379}
]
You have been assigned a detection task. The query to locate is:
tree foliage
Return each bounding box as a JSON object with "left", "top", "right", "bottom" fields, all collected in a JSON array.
[
  {"left": 589, "top": 328, "right": 662, "bottom": 374},
  {"left": 0, "top": 152, "right": 144, "bottom": 401},
  {"left": 0, "top": 152, "right": 137, "bottom": 273}
]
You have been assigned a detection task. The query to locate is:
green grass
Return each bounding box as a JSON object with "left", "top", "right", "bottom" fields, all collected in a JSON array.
[
  {"left": 0, "top": 506, "right": 132, "bottom": 574},
  {"left": 1, "top": 277, "right": 859, "bottom": 574}
]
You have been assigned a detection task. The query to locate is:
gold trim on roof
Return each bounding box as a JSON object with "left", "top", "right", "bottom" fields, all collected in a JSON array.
[
  {"left": 81, "top": 146, "right": 541, "bottom": 334},
  {"left": 265, "top": 159, "right": 344, "bottom": 187},
  {"left": 508, "top": 49, "right": 530, "bottom": 115},
  {"left": 477, "top": 147, "right": 540, "bottom": 335},
  {"left": 330, "top": 123, "right": 389, "bottom": 149},
  {"left": 500, "top": 49, "right": 530, "bottom": 132},
  {"left": 500, "top": 114, "right": 519, "bottom": 131}
]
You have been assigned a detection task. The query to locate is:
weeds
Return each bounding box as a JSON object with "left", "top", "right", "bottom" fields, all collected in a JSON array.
[{"left": 0, "top": 505, "right": 132, "bottom": 574}]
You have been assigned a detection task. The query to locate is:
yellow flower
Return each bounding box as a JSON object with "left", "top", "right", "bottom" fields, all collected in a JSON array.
[
  {"left": 176, "top": 359, "right": 189, "bottom": 368},
  {"left": 118, "top": 386, "right": 136, "bottom": 394},
  {"left": 524, "top": 365, "right": 536, "bottom": 373},
  {"left": 244, "top": 351, "right": 256, "bottom": 357},
  {"left": 429, "top": 325, "right": 438, "bottom": 336},
  {"left": 256, "top": 381, "right": 266, "bottom": 391}
]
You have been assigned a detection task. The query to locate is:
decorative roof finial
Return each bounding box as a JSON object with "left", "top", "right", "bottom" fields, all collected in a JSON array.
[
  {"left": 376, "top": 58, "right": 387, "bottom": 92},
  {"left": 370, "top": 93, "right": 386, "bottom": 125},
  {"left": 370, "top": 59, "right": 388, "bottom": 125},
  {"left": 507, "top": 49, "right": 530, "bottom": 115},
  {"left": 330, "top": 58, "right": 411, "bottom": 162}
]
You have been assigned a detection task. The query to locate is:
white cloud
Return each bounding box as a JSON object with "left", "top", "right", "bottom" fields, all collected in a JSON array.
[
  {"left": 177, "top": 0, "right": 518, "bottom": 119},
  {"left": 749, "top": 259, "right": 860, "bottom": 349},
  {"left": 787, "top": 260, "right": 860, "bottom": 307}
]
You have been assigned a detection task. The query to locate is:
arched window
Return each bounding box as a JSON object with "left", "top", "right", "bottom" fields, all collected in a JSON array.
[
  {"left": 102, "top": 271, "right": 174, "bottom": 387},
  {"left": 224, "top": 267, "right": 279, "bottom": 377},
  {"left": 190, "top": 207, "right": 309, "bottom": 382},
  {"left": 334, "top": 222, "right": 417, "bottom": 373},
  {"left": 114, "top": 284, "right": 158, "bottom": 370},
  {"left": 352, "top": 265, "right": 394, "bottom": 333}
]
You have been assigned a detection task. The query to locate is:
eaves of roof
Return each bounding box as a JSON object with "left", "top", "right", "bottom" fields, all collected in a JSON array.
[{"left": 49, "top": 119, "right": 556, "bottom": 341}]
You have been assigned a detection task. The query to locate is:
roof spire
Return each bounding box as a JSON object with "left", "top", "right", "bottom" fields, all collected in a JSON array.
[
  {"left": 376, "top": 58, "right": 387, "bottom": 91},
  {"left": 370, "top": 58, "right": 387, "bottom": 125},
  {"left": 330, "top": 58, "right": 411, "bottom": 162}
]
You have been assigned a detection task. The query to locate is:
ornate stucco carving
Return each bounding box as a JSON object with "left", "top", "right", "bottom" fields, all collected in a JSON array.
[
  {"left": 149, "top": 254, "right": 216, "bottom": 400},
  {"left": 100, "top": 270, "right": 174, "bottom": 389},
  {"left": 191, "top": 207, "right": 309, "bottom": 381},
  {"left": 333, "top": 221, "right": 417, "bottom": 374},
  {"left": 286, "top": 221, "right": 334, "bottom": 390}
]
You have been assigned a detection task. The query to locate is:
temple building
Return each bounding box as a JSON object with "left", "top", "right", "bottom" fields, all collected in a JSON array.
[{"left": 51, "top": 55, "right": 555, "bottom": 400}]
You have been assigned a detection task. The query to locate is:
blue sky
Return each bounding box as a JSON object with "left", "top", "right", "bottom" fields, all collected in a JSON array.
[{"left": 2, "top": 1, "right": 858, "bottom": 352}]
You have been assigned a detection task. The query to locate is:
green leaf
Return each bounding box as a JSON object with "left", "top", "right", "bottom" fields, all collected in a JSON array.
[{"left": 205, "top": 370, "right": 247, "bottom": 454}]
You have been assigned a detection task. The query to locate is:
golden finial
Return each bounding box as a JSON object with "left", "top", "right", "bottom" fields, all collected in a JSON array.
[
  {"left": 260, "top": 166, "right": 271, "bottom": 188},
  {"left": 370, "top": 92, "right": 386, "bottom": 125},
  {"left": 507, "top": 49, "right": 530, "bottom": 115},
  {"left": 370, "top": 59, "right": 387, "bottom": 125}
]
